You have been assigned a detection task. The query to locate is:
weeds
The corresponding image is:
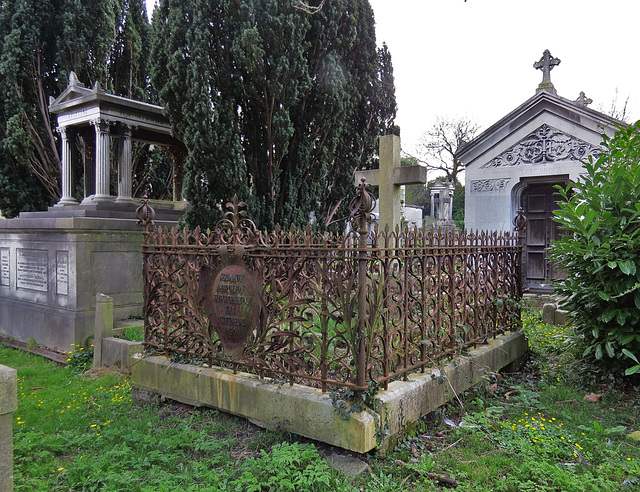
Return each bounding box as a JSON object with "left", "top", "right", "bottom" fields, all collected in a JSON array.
[
  {"left": 65, "top": 343, "right": 94, "bottom": 374},
  {"left": 4, "top": 305, "right": 640, "bottom": 491}
]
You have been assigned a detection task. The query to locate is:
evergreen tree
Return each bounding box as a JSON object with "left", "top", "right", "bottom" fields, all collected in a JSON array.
[{"left": 151, "top": 0, "right": 396, "bottom": 231}]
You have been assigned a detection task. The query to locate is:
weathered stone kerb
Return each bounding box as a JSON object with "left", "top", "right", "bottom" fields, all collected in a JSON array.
[{"left": 132, "top": 330, "right": 527, "bottom": 453}]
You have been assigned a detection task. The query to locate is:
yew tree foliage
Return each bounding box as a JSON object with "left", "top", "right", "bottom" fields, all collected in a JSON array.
[
  {"left": 0, "top": 0, "right": 151, "bottom": 216},
  {"left": 552, "top": 121, "right": 640, "bottom": 376},
  {"left": 150, "top": 0, "right": 397, "bottom": 231}
]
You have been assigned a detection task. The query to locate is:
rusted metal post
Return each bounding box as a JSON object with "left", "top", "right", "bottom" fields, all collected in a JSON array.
[
  {"left": 136, "top": 195, "right": 155, "bottom": 346},
  {"left": 513, "top": 207, "right": 527, "bottom": 298},
  {"left": 349, "top": 178, "right": 375, "bottom": 392}
]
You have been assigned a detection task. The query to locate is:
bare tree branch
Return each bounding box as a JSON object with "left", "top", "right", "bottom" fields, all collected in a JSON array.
[
  {"left": 416, "top": 117, "right": 480, "bottom": 186},
  {"left": 597, "top": 88, "right": 631, "bottom": 123},
  {"left": 293, "top": 0, "right": 325, "bottom": 14}
]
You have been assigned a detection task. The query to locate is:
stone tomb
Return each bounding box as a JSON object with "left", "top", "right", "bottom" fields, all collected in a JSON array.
[
  {"left": 1, "top": 215, "right": 153, "bottom": 350},
  {"left": 458, "top": 50, "right": 623, "bottom": 292},
  {"left": 0, "top": 75, "right": 186, "bottom": 351}
]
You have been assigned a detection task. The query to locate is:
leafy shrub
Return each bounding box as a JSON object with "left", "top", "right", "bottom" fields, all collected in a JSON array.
[{"left": 551, "top": 121, "right": 640, "bottom": 375}]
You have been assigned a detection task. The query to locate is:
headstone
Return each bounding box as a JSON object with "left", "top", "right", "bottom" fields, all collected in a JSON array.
[
  {"left": 555, "top": 309, "right": 569, "bottom": 326},
  {"left": 93, "top": 294, "right": 114, "bottom": 368},
  {"left": 354, "top": 135, "right": 427, "bottom": 231},
  {"left": 542, "top": 303, "right": 556, "bottom": 325},
  {"left": 0, "top": 364, "right": 17, "bottom": 492},
  {"left": 0, "top": 215, "right": 156, "bottom": 350}
]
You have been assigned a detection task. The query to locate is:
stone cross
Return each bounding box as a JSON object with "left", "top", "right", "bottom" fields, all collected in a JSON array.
[
  {"left": 575, "top": 91, "right": 593, "bottom": 107},
  {"left": 534, "top": 49, "right": 560, "bottom": 94},
  {"left": 354, "top": 135, "right": 427, "bottom": 232}
]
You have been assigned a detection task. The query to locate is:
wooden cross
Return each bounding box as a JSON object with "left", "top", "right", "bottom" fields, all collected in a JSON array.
[
  {"left": 354, "top": 135, "right": 427, "bottom": 231},
  {"left": 534, "top": 49, "right": 560, "bottom": 93}
]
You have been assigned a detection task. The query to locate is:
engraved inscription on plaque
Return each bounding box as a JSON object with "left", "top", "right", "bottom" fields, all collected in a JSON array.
[
  {"left": 200, "top": 263, "right": 260, "bottom": 357},
  {"left": 56, "top": 251, "right": 69, "bottom": 296},
  {"left": 0, "top": 248, "right": 9, "bottom": 286},
  {"left": 17, "top": 249, "right": 48, "bottom": 292}
]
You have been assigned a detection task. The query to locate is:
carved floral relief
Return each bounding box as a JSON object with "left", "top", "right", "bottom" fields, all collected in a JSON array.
[{"left": 480, "top": 124, "right": 600, "bottom": 168}]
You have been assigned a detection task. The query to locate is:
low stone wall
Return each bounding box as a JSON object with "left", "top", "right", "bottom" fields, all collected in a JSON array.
[
  {"left": 132, "top": 331, "right": 527, "bottom": 453},
  {"left": 0, "top": 364, "right": 17, "bottom": 492},
  {"left": 101, "top": 338, "right": 143, "bottom": 373}
]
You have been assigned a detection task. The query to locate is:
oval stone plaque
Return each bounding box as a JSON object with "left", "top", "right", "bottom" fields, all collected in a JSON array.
[{"left": 204, "top": 264, "right": 260, "bottom": 357}]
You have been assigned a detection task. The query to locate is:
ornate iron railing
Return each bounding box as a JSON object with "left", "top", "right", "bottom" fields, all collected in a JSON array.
[{"left": 138, "top": 185, "right": 525, "bottom": 393}]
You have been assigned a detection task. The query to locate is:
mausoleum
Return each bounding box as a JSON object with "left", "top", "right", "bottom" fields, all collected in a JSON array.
[
  {"left": 459, "top": 50, "right": 624, "bottom": 292},
  {"left": 0, "top": 74, "right": 186, "bottom": 350}
]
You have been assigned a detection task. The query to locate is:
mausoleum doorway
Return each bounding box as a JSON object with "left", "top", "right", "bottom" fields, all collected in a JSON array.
[{"left": 515, "top": 177, "right": 569, "bottom": 292}]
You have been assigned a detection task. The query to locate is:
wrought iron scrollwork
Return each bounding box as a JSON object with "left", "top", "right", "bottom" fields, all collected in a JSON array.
[
  {"left": 215, "top": 196, "right": 258, "bottom": 245},
  {"left": 140, "top": 190, "right": 523, "bottom": 392}
]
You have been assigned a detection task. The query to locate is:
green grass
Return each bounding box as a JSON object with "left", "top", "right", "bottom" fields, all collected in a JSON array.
[
  {"left": 3, "top": 306, "right": 640, "bottom": 491},
  {"left": 123, "top": 325, "right": 144, "bottom": 342}
]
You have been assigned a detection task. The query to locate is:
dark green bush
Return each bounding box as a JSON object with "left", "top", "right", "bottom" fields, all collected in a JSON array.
[{"left": 552, "top": 121, "right": 640, "bottom": 376}]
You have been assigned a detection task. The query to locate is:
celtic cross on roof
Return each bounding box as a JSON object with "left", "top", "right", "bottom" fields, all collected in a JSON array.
[{"left": 534, "top": 49, "right": 560, "bottom": 94}]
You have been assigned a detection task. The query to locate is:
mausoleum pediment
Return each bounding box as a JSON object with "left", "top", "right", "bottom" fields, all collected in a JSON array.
[
  {"left": 480, "top": 124, "right": 601, "bottom": 168},
  {"left": 458, "top": 91, "right": 621, "bottom": 171}
]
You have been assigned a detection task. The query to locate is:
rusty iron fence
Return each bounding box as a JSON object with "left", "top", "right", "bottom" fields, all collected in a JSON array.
[{"left": 138, "top": 183, "right": 525, "bottom": 393}]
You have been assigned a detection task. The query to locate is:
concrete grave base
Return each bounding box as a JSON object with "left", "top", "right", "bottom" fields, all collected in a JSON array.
[{"left": 132, "top": 330, "right": 527, "bottom": 453}]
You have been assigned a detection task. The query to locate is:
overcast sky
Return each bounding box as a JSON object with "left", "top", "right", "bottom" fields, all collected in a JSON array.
[{"left": 146, "top": 0, "right": 639, "bottom": 155}]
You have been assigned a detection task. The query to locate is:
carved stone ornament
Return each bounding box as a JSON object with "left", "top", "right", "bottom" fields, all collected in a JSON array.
[
  {"left": 470, "top": 178, "right": 510, "bottom": 193},
  {"left": 480, "top": 124, "right": 600, "bottom": 169}
]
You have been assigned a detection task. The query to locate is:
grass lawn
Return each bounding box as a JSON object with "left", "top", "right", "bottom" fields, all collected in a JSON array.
[{"left": 2, "top": 306, "right": 640, "bottom": 491}]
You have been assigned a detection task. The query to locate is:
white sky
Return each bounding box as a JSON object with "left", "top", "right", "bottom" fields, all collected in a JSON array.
[{"left": 146, "top": 0, "right": 639, "bottom": 155}]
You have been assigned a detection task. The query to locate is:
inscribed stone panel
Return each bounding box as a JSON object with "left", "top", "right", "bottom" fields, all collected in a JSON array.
[
  {"left": 56, "top": 251, "right": 69, "bottom": 296},
  {"left": 17, "top": 249, "right": 48, "bottom": 292},
  {"left": 0, "top": 249, "right": 9, "bottom": 287}
]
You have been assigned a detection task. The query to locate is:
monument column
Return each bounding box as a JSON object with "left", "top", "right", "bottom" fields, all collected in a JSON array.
[
  {"left": 116, "top": 124, "right": 134, "bottom": 203},
  {"left": 56, "top": 125, "right": 79, "bottom": 206},
  {"left": 430, "top": 189, "right": 436, "bottom": 218},
  {"left": 92, "top": 118, "right": 112, "bottom": 200},
  {"left": 82, "top": 128, "right": 96, "bottom": 199}
]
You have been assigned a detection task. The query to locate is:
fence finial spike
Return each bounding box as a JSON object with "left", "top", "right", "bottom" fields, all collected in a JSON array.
[
  {"left": 513, "top": 207, "right": 527, "bottom": 234},
  {"left": 136, "top": 194, "right": 156, "bottom": 229}
]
